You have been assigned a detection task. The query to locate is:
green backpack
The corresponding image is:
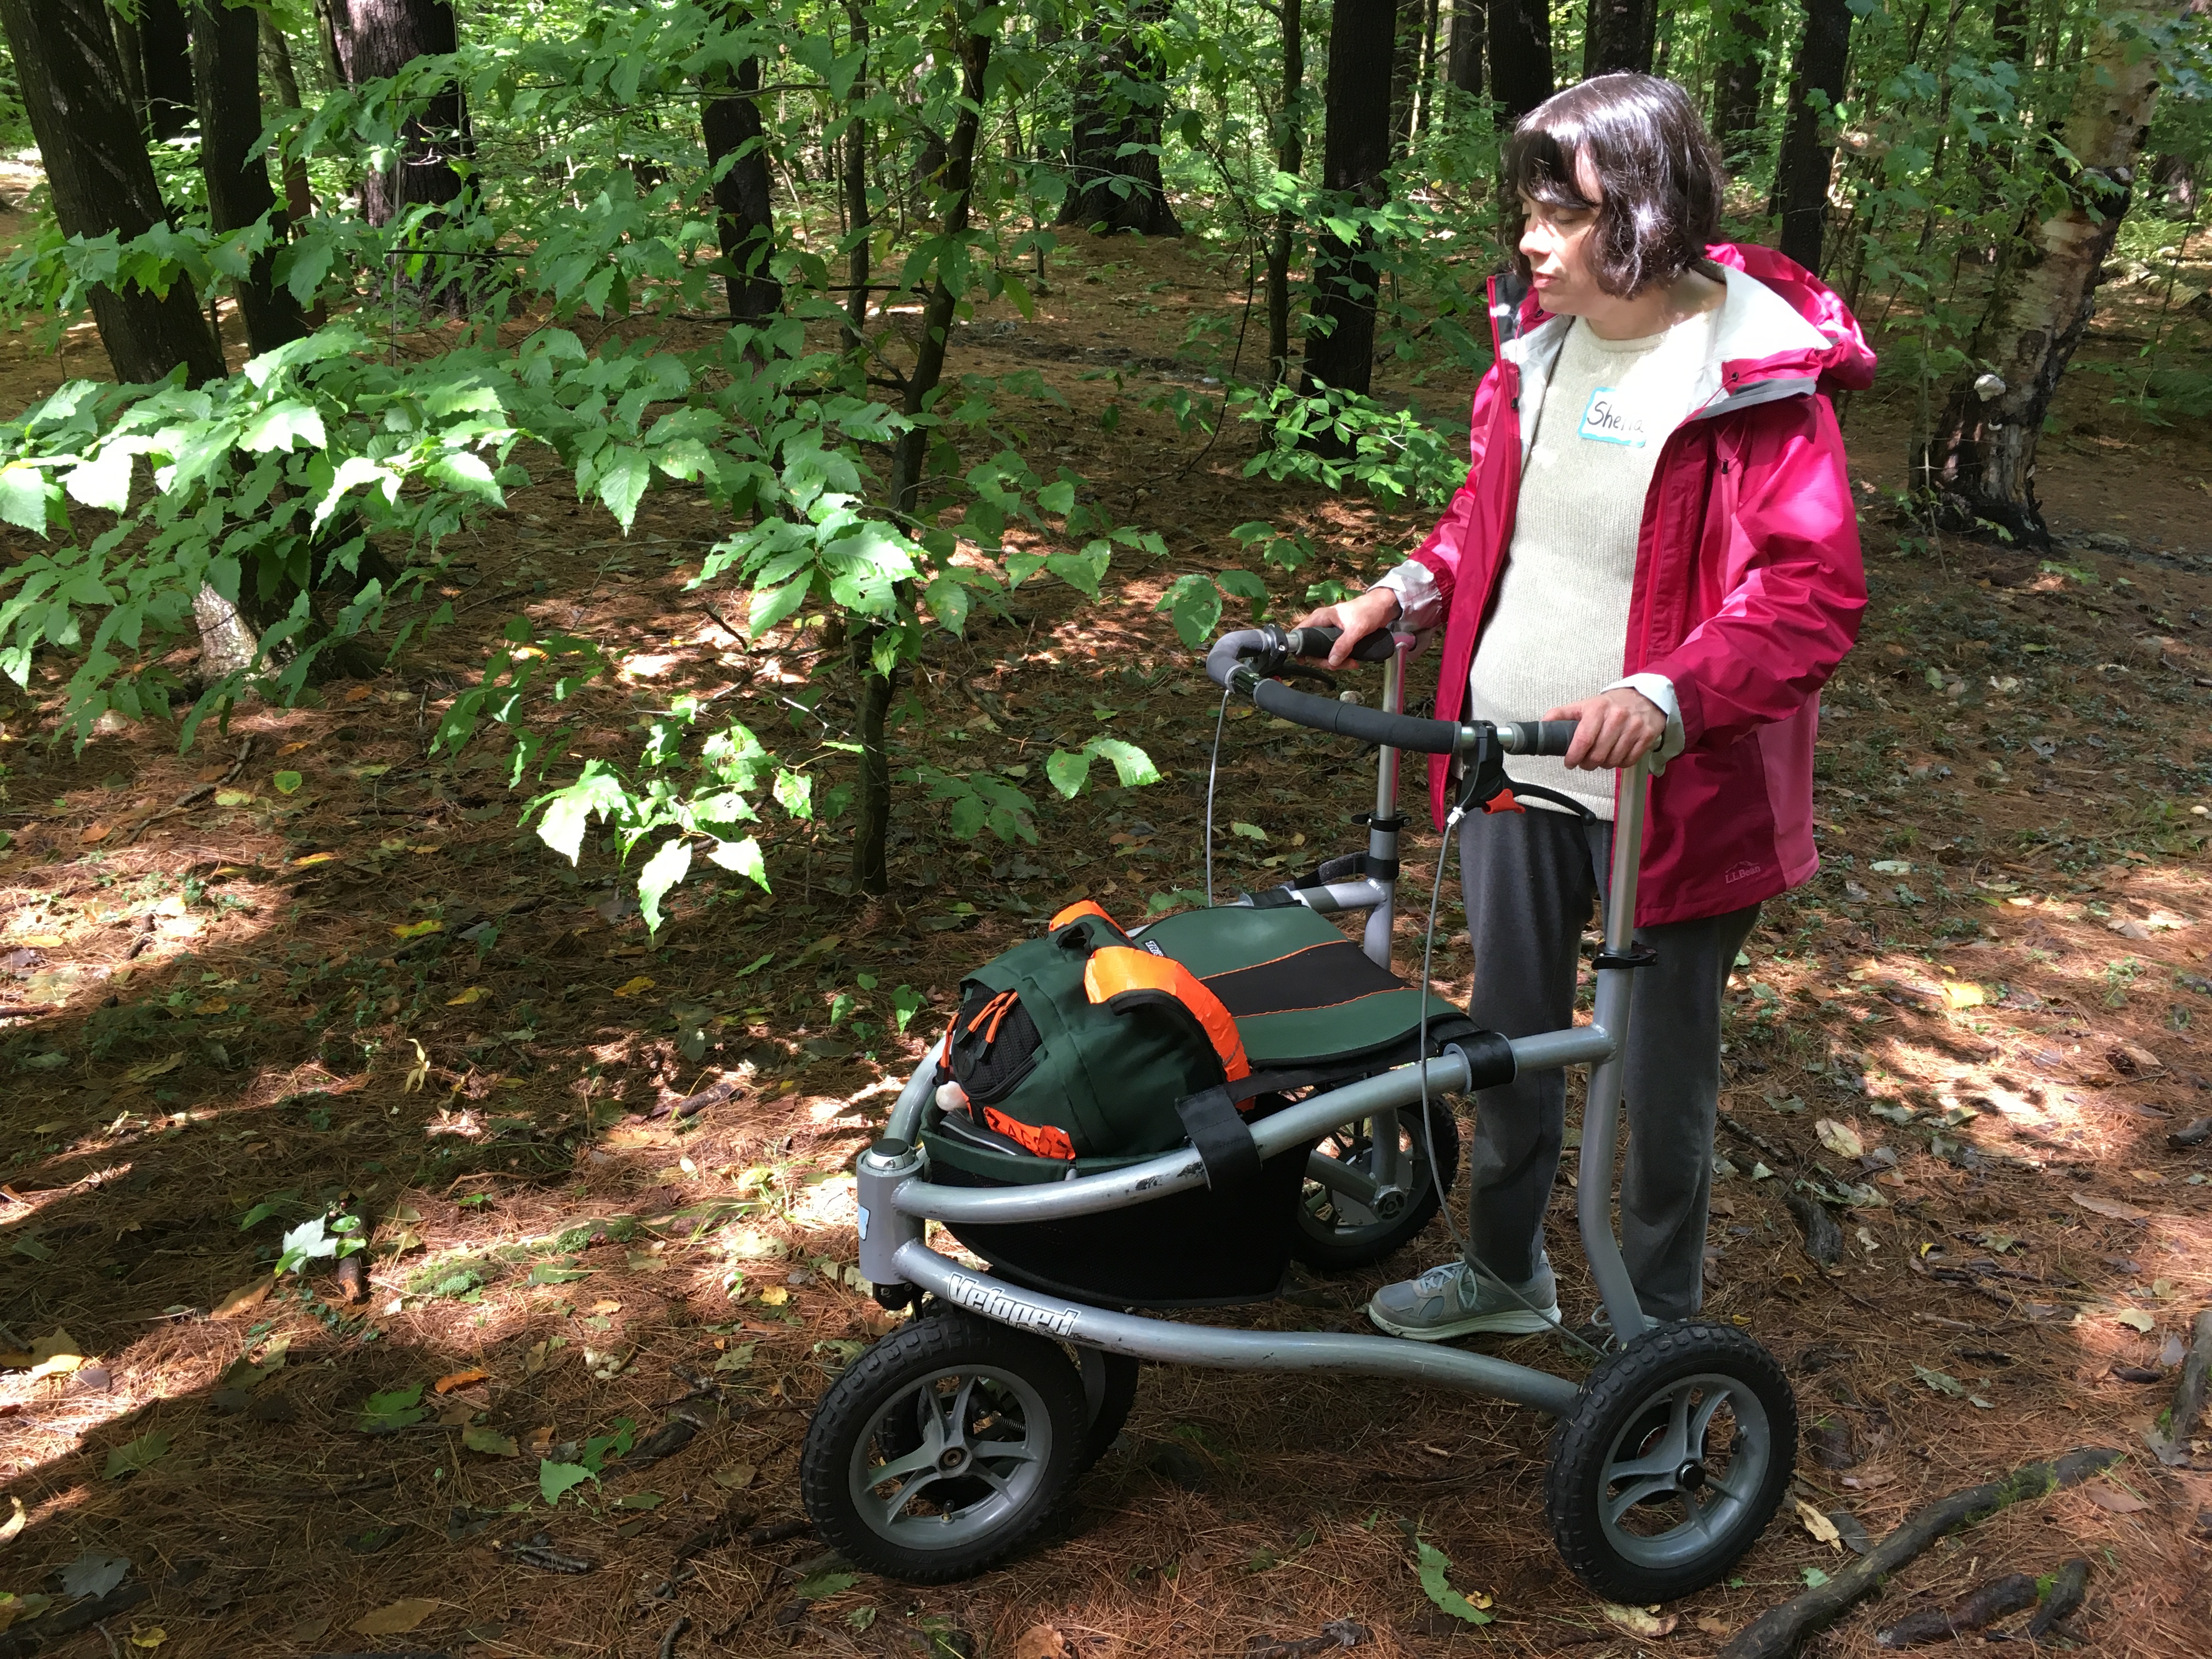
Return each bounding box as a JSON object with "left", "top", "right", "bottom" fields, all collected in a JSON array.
[{"left": 922, "top": 899, "right": 1473, "bottom": 1187}]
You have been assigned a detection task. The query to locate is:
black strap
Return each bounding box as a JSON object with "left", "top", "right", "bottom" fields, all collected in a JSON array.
[
  {"left": 1498, "top": 781, "right": 1600, "bottom": 822},
  {"left": 1176, "top": 1086, "right": 1261, "bottom": 1188}
]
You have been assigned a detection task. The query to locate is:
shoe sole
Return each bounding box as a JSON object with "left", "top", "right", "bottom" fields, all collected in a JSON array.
[{"left": 1367, "top": 1301, "right": 1562, "bottom": 1341}]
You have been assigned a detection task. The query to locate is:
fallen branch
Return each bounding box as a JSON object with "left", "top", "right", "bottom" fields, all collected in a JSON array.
[
  {"left": 2025, "top": 1557, "right": 2089, "bottom": 1640},
  {"left": 1717, "top": 1447, "right": 2121, "bottom": 1659},
  {"left": 2151, "top": 1307, "right": 2212, "bottom": 1468},
  {"left": 1876, "top": 1571, "right": 2036, "bottom": 1646},
  {"left": 1785, "top": 1190, "right": 1844, "bottom": 1266}
]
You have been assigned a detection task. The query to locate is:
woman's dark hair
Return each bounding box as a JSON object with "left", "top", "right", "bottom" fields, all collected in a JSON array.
[{"left": 1503, "top": 74, "right": 1726, "bottom": 298}]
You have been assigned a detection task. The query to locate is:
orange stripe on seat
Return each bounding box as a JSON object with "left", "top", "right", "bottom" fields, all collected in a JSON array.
[
  {"left": 1082, "top": 946, "right": 1251, "bottom": 1082},
  {"left": 983, "top": 1107, "right": 1075, "bottom": 1160},
  {"left": 1050, "top": 899, "right": 1119, "bottom": 930}
]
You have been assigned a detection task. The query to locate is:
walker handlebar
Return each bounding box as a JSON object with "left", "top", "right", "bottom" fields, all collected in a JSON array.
[{"left": 1205, "top": 628, "right": 1582, "bottom": 759}]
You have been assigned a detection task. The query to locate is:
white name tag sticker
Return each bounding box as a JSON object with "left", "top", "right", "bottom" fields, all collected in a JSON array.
[{"left": 1578, "top": 387, "right": 1648, "bottom": 447}]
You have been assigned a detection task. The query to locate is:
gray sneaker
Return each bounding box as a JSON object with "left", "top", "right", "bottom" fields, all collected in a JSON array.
[{"left": 1368, "top": 1252, "right": 1560, "bottom": 1341}]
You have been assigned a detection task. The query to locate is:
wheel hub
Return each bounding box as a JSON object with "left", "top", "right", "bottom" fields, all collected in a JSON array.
[
  {"left": 1675, "top": 1460, "right": 1706, "bottom": 1491},
  {"left": 939, "top": 1446, "right": 968, "bottom": 1471}
]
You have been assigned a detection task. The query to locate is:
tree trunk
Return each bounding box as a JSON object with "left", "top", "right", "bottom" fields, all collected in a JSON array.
[
  {"left": 321, "top": 0, "right": 467, "bottom": 227},
  {"left": 258, "top": 12, "right": 316, "bottom": 224},
  {"left": 139, "top": 0, "right": 195, "bottom": 139},
  {"left": 1300, "top": 0, "right": 1397, "bottom": 399},
  {"left": 1582, "top": 0, "right": 1655, "bottom": 77},
  {"left": 1390, "top": 0, "right": 1421, "bottom": 153},
  {"left": 1413, "top": 0, "right": 1441, "bottom": 136},
  {"left": 1267, "top": 0, "right": 1305, "bottom": 388},
  {"left": 193, "top": 1, "right": 307, "bottom": 358},
  {"left": 1487, "top": 0, "right": 1552, "bottom": 121},
  {"left": 855, "top": 15, "right": 992, "bottom": 897},
  {"left": 842, "top": 0, "right": 871, "bottom": 343},
  {"left": 0, "top": 0, "right": 223, "bottom": 386},
  {"left": 1769, "top": 0, "right": 1853, "bottom": 273},
  {"left": 1911, "top": 0, "right": 2168, "bottom": 548},
  {"left": 1445, "top": 0, "right": 1484, "bottom": 99},
  {"left": 702, "top": 47, "right": 780, "bottom": 323},
  {"left": 112, "top": 11, "right": 148, "bottom": 131},
  {"left": 1058, "top": 1, "right": 1182, "bottom": 235},
  {"left": 1992, "top": 0, "right": 2028, "bottom": 64},
  {"left": 1709, "top": 0, "right": 1767, "bottom": 160}
]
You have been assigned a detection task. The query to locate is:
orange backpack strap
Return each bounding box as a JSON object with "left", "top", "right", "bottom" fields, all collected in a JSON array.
[
  {"left": 1049, "top": 898, "right": 1119, "bottom": 930},
  {"left": 982, "top": 1107, "right": 1075, "bottom": 1161},
  {"left": 1082, "top": 946, "right": 1252, "bottom": 1082}
]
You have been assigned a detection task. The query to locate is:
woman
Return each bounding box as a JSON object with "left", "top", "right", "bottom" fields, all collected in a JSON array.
[{"left": 1299, "top": 74, "right": 1873, "bottom": 1340}]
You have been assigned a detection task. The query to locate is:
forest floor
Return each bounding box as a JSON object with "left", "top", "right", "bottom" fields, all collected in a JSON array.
[{"left": 1, "top": 217, "right": 2210, "bottom": 1659}]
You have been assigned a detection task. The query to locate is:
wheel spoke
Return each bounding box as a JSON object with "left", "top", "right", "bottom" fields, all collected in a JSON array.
[
  {"left": 869, "top": 1442, "right": 943, "bottom": 1487},
  {"left": 968, "top": 1434, "right": 1041, "bottom": 1466},
  {"left": 1304, "top": 1151, "right": 1378, "bottom": 1204},
  {"left": 941, "top": 1375, "right": 983, "bottom": 1449},
  {"left": 874, "top": 1465, "right": 945, "bottom": 1528},
  {"left": 1689, "top": 1384, "right": 1734, "bottom": 1457},
  {"left": 1602, "top": 1475, "right": 1677, "bottom": 1527}
]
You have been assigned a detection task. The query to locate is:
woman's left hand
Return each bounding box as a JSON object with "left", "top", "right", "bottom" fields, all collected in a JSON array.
[{"left": 1545, "top": 688, "right": 1667, "bottom": 770}]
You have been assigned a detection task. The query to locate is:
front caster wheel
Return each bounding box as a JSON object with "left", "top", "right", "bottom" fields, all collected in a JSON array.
[
  {"left": 1544, "top": 1321, "right": 1797, "bottom": 1604},
  {"left": 800, "top": 1311, "right": 1084, "bottom": 1582}
]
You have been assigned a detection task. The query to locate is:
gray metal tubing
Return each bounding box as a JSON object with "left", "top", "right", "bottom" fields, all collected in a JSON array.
[
  {"left": 1510, "top": 1025, "right": 1616, "bottom": 1071},
  {"left": 891, "top": 1050, "right": 1476, "bottom": 1226},
  {"left": 1288, "top": 878, "right": 1391, "bottom": 915},
  {"left": 1576, "top": 757, "right": 1655, "bottom": 1341},
  {"left": 881, "top": 1044, "right": 944, "bottom": 1144},
  {"left": 894, "top": 1239, "right": 1581, "bottom": 1417}
]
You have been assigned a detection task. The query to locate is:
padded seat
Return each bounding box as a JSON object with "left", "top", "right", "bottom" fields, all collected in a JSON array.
[{"left": 1137, "top": 904, "right": 1463, "bottom": 1068}]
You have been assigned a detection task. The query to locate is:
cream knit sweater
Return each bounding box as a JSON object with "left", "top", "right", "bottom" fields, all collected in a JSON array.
[{"left": 1464, "top": 311, "right": 1718, "bottom": 818}]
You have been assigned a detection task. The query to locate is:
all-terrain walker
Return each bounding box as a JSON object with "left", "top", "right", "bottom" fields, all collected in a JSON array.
[{"left": 799, "top": 626, "right": 1796, "bottom": 1604}]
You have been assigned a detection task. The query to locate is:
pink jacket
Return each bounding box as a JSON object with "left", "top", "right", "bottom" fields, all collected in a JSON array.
[{"left": 1404, "top": 243, "right": 1874, "bottom": 926}]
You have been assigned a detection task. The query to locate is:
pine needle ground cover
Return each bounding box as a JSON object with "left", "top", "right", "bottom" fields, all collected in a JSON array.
[{"left": 1, "top": 229, "right": 2208, "bottom": 1659}]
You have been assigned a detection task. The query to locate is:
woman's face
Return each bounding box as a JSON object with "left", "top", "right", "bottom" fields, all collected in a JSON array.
[{"left": 1518, "top": 189, "right": 1602, "bottom": 315}]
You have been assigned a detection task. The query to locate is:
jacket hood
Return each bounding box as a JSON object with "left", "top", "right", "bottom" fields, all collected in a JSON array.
[{"left": 1487, "top": 242, "right": 1877, "bottom": 402}]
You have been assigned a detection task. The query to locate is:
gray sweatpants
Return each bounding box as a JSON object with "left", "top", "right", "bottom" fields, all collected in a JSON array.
[{"left": 1455, "top": 805, "right": 1758, "bottom": 1323}]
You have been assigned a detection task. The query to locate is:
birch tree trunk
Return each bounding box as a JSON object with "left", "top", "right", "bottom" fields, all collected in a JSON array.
[{"left": 1912, "top": 0, "right": 2168, "bottom": 546}]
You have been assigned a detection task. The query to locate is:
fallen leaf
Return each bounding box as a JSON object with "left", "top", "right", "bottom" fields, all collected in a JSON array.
[
  {"left": 2072, "top": 1192, "right": 2148, "bottom": 1222},
  {"left": 1601, "top": 1604, "right": 1679, "bottom": 1639},
  {"left": 14, "top": 934, "right": 65, "bottom": 948},
  {"left": 284, "top": 1618, "right": 331, "bottom": 1645},
  {"left": 758, "top": 1284, "right": 789, "bottom": 1306},
  {"left": 588, "top": 1297, "right": 622, "bottom": 1316},
  {"left": 612, "top": 975, "right": 657, "bottom": 998},
  {"left": 527, "top": 1424, "right": 555, "bottom": 1456},
  {"left": 58, "top": 1551, "right": 129, "bottom": 1599},
  {"left": 2116, "top": 1309, "right": 2156, "bottom": 1333},
  {"left": 122, "top": 1053, "right": 185, "bottom": 1084},
  {"left": 13, "top": 1329, "right": 87, "bottom": 1380},
  {"left": 352, "top": 1598, "right": 438, "bottom": 1636},
  {"left": 126, "top": 1626, "right": 164, "bottom": 1649},
  {"left": 78, "top": 822, "right": 110, "bottom": 844},
  {"left": 2080, "top": 1480, "right": 2149, "bottom": 1514},
  {"left": 1815, "top": 1118, "right": 1864, "bottom": 1160},
  {"left": 0, "top": 1494, "right": 23, "bottom": 1545},
  {"left": 101, "top": 1430, "right": 171, "bottom": 1480},
  {"left": 539, "top": 1459, "right": 593, "bottom": 1504},
  {"left": 291, "top": 851, "right": 339, "bottom": 867},
  {"left": 710, "top": 1462, "right": 757, "bottom": 1489},
  {"left": 1942, "top": 981, "right": 1987, "bottom": 1009},
  {"left": 447, "top": 985, "right": 489, "bottom": 1005},
  {"left": 1794, "top": 1497, "right": 1843, "bottom": 1550},
  {"left": 1912, "top": 1364, "right": 1967, "bottom": 1397},
  {"left": 1694, "top": 1615, "right": 1733, "bottom": 1637},
  {"left": 272, "top": 771, "right": 302, "bottom": 796},
  {"left": 391, "top": 919, "right": 443, "bottom": 940},
  {"left": 211, "top": 1279, "right": 273, "bottom": 1320},
  {"left": 1870, "top": 859, "right": 1912, "bottom": 874},
  {"left": 1014, "top": 1626, "right": 1075, "bottom": 1659},
  {"left": 463, "top": 1426, "right": 518, "bottom": 1458},
  {"left": 434, "top": 1367, "right": 490, "bottom": 1394},
  {"left": 2107, "top": 1040, "right": 2163, "bottom": 1076}
]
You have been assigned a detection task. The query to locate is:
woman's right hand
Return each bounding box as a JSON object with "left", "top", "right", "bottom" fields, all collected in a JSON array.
[{"left": 1293, "top": 586, "right": 1402, "bottom": 669}]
